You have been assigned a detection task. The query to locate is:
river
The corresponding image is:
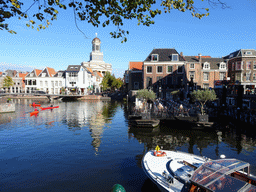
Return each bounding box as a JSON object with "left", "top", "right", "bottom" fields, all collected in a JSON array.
[{"left": 0, "top": 99, "right": 256, "bottom": 191}]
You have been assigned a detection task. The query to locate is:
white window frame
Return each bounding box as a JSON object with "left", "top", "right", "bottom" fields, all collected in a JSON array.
[
  {"left": 219, "top": 72, "right": 225, "bottom": 80},
  {"left": 190, "top": 63, "right": 195, "bottom": 69},
  {"left": 246, "top": 61, "right": 252, "bottom": 70},
  {"left": 41, "top": 73, "right": 46, "bottom": 77},
  {"left": 40, "top": 81, "right": 43, "bottom": 86},
  {"left": 58, "top": 73, "right": 62, "bottom": 77},
  {"left": 236, "top": 62, "right": 242, "bottom": 70},
  {"left": 146, "top": 66, "right": 152, "bottom": 74},
  {"left": 189, "top": 71, "right": 195, "bottom": 81},
  {"left": 203, "top": 62, "right": 210, "bottom": 70},
  {"left": 203, "top": 72, "right": 209, "bottom": 81},
  {"left": 246, "top": 51, "right": 252, "bottom": 55},
  {"left": 151, "top": 54, "right": 158, "bottom": 62},
  {"left": 167, "top": 65, "right": 173, "bottom": 74},
  {"left": 172, "top": 54, "right": 179, "bottom": 61},
  {"left": 246, "top": 72, "right": 251, "bottom": 81},
  {"left": 157, "top": 66, "right": 163, "bottom": 74},
  {"left": 219, "top": 62, "right": 226, "bottom": 70},
  {"left": 59, "top": 81, "right": 62, "bottom": 86}
]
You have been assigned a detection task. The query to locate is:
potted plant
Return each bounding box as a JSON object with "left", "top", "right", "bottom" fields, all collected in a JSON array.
[
  {"left": 191, "top": 89, "right": 217, "bottom": 122},
  {"left": 136, "top": 89, "right": 156, "bottom": 112},
  {"left": 7, "top": 98, "right": 11, "bottom": 103}
]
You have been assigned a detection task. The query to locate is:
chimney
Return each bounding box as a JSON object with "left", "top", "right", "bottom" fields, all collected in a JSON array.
[{"left": 198, "top": 53, "right": 202, "bottom": 63}]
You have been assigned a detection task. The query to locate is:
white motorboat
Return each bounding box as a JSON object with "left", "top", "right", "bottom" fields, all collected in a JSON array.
[{"left": 142, "top": 148, "right": 256, "bottom": 192}]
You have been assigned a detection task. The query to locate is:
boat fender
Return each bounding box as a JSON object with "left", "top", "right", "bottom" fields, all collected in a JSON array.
[{"left": 154, "top": 151, "right": 167, "bottom": 157}]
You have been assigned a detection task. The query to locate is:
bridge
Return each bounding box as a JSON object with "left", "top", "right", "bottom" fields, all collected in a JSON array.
[{"left": 0, "top": 93, "right": 87, "bottom": 102}]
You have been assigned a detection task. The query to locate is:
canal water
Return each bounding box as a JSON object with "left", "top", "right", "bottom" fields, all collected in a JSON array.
[{"left": 0, "top": 99, "right": 256, "bottom": 192}]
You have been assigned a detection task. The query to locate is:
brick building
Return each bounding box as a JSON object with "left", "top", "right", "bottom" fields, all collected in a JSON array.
[
  {"left": 224, "top": 49, "right": 256, "bottom": 94},
  {"left": 184, "top": 54, "right": 228, "bottom": 89}
]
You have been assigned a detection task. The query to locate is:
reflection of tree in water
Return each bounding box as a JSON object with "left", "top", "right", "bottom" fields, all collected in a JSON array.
[{"left": 101, "top": 101, "right": 119, "bottom": 123}]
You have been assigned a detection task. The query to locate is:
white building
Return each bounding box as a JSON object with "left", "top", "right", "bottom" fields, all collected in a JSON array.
[
  {"left": 81, "top": 33, "right": 112, "bottom": 76},
  {"left": 65, "top": 65, "right": 92, "bottom": 95},
  {"left": 25, "top": 67, "right": 65, "bottom": 94}
]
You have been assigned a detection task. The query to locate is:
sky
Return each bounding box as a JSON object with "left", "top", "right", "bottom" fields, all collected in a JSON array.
[{"left": 1, "top": 0, "right": 256, "bottom": 78}]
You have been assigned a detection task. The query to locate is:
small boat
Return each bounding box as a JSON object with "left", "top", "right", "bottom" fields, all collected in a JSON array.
[
  {"left": 142, "top": 148, "right": 256, "bottom": 192},
  {"left": 30, "top": 111, "right": 39, "bottom": 116},
  {"left": 130, "top": 119, "right": 160, "bottom": 128},
  {"left": 40, "top": 106, "right": 59, "bottom": 110},
  {"left": 30, "top": 103, "right": 41, "bottom": 107}
]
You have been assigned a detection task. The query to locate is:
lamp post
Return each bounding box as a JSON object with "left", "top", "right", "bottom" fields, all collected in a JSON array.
[{"left": 127, "top": 94, "right": 128, "bottom": 108}]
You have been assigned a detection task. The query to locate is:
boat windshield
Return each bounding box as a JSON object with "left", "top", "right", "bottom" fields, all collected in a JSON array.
[{"left": 190, "top": 159, "right": 256, "bottom": 192}]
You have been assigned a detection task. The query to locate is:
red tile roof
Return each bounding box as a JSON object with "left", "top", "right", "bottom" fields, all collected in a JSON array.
[
  {"left": 129, "top": 62, "right": 143, "bottom": 71},
  {"left": 87, "top": 67, "right": 94, "bottom": 76},
  {"left": 97, "top": 71, "right": 103, "bottom": 78},
  {"left": 46, "top": 67, "right": 56, "bottom": 77},
  {"left": 35, "top": 69, "right": 42, "bottom": 76},
  {"left": 19, "top": 72, "right": 28, "bottom": 80}
]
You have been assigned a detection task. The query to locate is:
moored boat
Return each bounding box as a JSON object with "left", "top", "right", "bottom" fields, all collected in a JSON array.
[
  {"left": 130, "top": 119, "right": 160, "bottom": 128},
  {"left": 142, "top": 147, "right": 256, "bottom": 192},
  {"left": 40, "top": 106, "right": 59, "bottom": 110}
]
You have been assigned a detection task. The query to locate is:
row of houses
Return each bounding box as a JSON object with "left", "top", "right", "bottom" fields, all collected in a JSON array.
[
  {"left": 1, "top": 35, "right": 112, "bottom": 95},
  {"left": 124, "top": 48, "right": 256, "bottom": 98}
]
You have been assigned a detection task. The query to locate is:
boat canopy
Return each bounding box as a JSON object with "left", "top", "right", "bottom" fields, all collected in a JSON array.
[{"left": 190, "top": 159, "right": 256, "bottom": 192}]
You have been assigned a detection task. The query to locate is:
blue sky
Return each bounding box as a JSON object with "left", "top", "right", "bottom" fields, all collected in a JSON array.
[{"left": 1, "top": 0, "right": 256, "bottom": 78}]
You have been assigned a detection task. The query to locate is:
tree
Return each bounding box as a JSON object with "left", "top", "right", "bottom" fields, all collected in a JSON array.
[
  {"left": 100, "top": 71, "right": 122, "bottom": 91},
  {"left": 1, "top": 0, "right": 227, "bottom": 42},
  {"left": 137, "top": 89, "right": 156, "bottom": 102},
  {"left": 191, "top": 89, "right": 217, "bottom": 115},
  {"left": 2, "top": 76, "right": 14, "bottom": 92}
]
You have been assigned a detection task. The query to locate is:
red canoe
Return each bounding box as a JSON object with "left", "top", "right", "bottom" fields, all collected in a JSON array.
[
  {"left": 30, "top": 111, "right": 39, "bottom": 116},
  {"left": 30, "top": 104, "right": 41, "bottom": 107},
  {"left": 40, "top": 106, "right": 59, "bottom": 110}
]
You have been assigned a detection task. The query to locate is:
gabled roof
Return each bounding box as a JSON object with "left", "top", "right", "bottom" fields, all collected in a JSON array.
[
  {"left": 223, "top": 49, "right": 256, "bottom": 59},
  {"left": 46, "top": 67, "right": 56, "bottom": 77},
  {"left": 87, "top": 67, "right": 94, "bottom": 76},
  {"left": 26, "top": 69, "right": 42, "bottom": 77},
  {"left": 129, "top": 62, "right": 143, "bottom": 71},
  {"left": 97, "top": 71, "right": 103, "bottom": 78},
  {"left": 53, "top": 70, "right": 65, "bottom": 77},
  {"left": 19, "top": 72, "right": 28, "bottom": 79},
  {"left": 144, "top": 48, "right": 186, "bottom": 62},
  {"left": 66, "top": 65, "right": 81, "bottom": 72}
]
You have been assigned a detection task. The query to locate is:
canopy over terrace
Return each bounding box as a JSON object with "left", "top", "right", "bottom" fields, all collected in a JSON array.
[{"left": 190, "top": 159, "right": 256, "bottom": 192}]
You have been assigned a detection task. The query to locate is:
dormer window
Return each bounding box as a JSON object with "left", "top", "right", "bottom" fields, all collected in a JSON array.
[
  {"left": 58, "top": 73, "right": 62, "bottom": 77},
  {"left": 203, "top": 62, "right": 210, "bottom": 70},
  {"left": 219, "top": 63, "right": 226, "bottom": 70},
  {"left": 151, "top": 54, "right": 158, "bottom": 61},
  {"left": 42, "top": 73, "right": 46, "bottom": 77},
  {"left": 245, "top": 51, "right": 252, "bottom": 55},
  {"left": 172, "top": 54, "right": 179, "bottom": 61},
  {"left": 229, "top": 54, "right": 233, "bottom": 58}
]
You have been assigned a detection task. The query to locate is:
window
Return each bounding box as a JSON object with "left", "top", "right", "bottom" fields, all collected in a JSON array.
[
  {"left": 203, "top": 72, "right": 209, "bottom": 81},
  {"left": 146, "top": 77, "right": 152, "bottom": 87},
  {"left": 253, "top": 62, "right": 256, "bottom": 70},
  {"left": 189, "top": 71, "right": 195, "bottom": 80},
  {"left": 232, "top": 63, "right": 235, "bottom": 71},
  {"left": 246, "top": 51, "right": 252, "bottom": 55},
  {"left": 40, "top": 81, "right": 43, "bottom": 86},
  {"left": 246, "top": 61, "right": 252, "bottom": 70},
  {"left": 220, "top": 63, "right": 226, "bottom": 69},
  {"left": 190, "top": 63, "right": 195, "bottom": 69},
  {"left": 235, "top": 73, "right": 242, "bottom": 82},
  {"left": 58, "top": 73, "right": 62, "bottom": 77},
  {"left": 203, "top": 84, "right": 209, "bottom": 89},
  {"left": 55, "top": 81, "right": 58, "bottom": 86},
  {"left": 33, "top": 80, "right": 36, "bottom": 85},
  {"left": 229, "top": 54, "right": 233, "bottom": 58},
  {"left": 167, "top": 66, "right": 173, "bottom": 73},
  {"left": 96, "top": 45, "right": 100, "bottom": 51},
  {"left": 151, "top": 54, "right": 158, "bottom": 61},
  {"left": 220, "top": 72, "right": 225, "bottom": 80},
  {"left": 203, "top": 62, "right": 210, "bottom": 69},
  {"left": 236, "top": 62, "right": 241, "bottom": 70},
  {"left": 246, "top": 72, "right": 251, "bottom": 81},
  {"left": 42, "top": 73, "right": 46, "bottom": 77},
  {"left": 70, "top": 72, "right": 78, "bottom": 77},
  {"left": 45, "top": 81, "right": 48, "bottom": 86},
  {"left": 134, "top": 82, "right": 139, "bottom": 90},
  {"left": 253, "top": 73, "right": 256, "bottom": 81},
  {"left": 59, "top": 81, "right": 62, "bottom": 86},
  {"left": 157, "top": 66, "right": 163, "bottom": 73},
  {"left": 30, "top": 73, "right": 34, "bottom": 77},
  {"left": 172, "top": 54, "right": 178, "bottom": 61},
  {"left": 51, "top": 81, "right": 54, "bottom": 87},
  {"left": 147, "top": 66, "right": 152, "bottom": 73},
  {"left": 177, "top": 65, "right": 183, "bottom": 73}
]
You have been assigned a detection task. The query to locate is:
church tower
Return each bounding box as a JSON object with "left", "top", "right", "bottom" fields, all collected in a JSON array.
[
  {"left": 81, "top": 33, "right": 112, "bottom": 76},
  {"left": 90, "top": 33, "right": 104, "bottom": 62}
]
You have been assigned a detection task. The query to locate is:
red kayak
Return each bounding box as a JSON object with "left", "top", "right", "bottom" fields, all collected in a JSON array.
[
  {"left": 30, "top": 111, "right": 39, "bottom": 116},
  {"left": 30, "top": 103, "right": 41, "bottom": 107},
  {"left": 40, "top": 106, "right": 59, "bottom": 110}
]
